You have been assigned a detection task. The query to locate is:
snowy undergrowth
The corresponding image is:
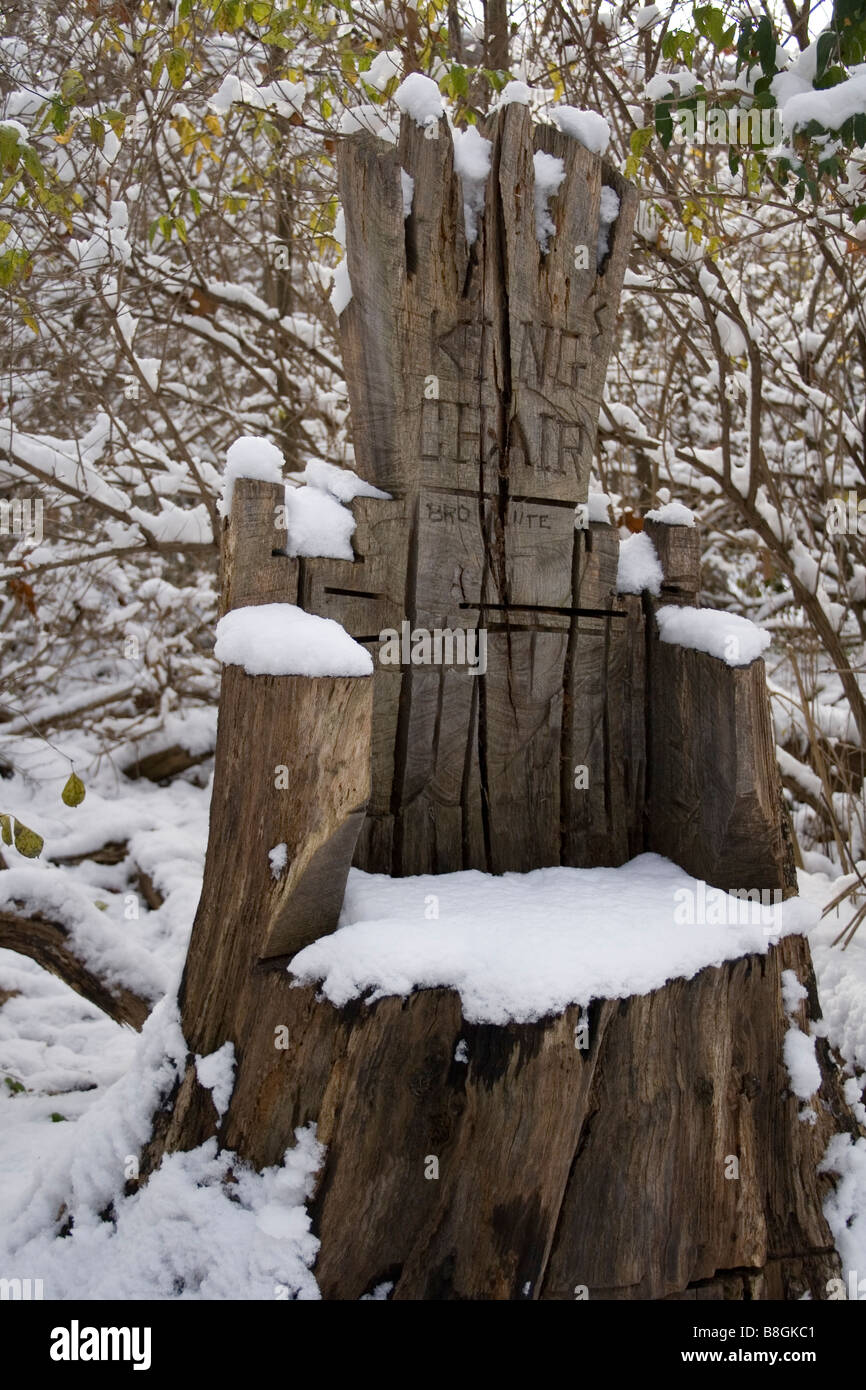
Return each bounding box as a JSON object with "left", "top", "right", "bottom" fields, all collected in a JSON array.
[{"left": 1, "top": 998, "right": 322, "bottom": 1299}]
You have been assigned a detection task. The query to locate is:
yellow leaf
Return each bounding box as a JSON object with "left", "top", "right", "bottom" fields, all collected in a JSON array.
[
  {"left": 204, "top": 114, "right": 222, "bottom": 137},
  {"left": 54, "top": 122, "right": 78, "bottom": 147},
  {"left": 61, "top": 773, "right": 86, "bottom": 807},
  {"left": 13, "top": 820, "right": 43, "bottom": 858}
]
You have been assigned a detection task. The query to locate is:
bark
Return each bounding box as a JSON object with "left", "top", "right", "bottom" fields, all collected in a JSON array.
[{"left": 144, "top": 925, "right": 855, "bottom": 1300}]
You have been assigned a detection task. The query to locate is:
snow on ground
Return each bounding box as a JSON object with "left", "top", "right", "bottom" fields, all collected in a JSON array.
[{"left": 0, "top": 740, "right": 864, "bottom": 1295}]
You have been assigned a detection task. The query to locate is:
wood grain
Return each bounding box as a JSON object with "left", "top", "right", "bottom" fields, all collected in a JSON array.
[{"left": 314, "top": 107, "right": 638, "bottom": 874}]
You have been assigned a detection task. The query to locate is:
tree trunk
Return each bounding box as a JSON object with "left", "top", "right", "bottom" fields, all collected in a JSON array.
[{"left": 484, "top": 0, "right": 510, "bottom": 71}]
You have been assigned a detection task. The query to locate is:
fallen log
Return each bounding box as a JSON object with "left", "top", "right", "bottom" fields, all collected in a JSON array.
[{"left": 0, "top": 908, "right": 150, "bottom": 1030}]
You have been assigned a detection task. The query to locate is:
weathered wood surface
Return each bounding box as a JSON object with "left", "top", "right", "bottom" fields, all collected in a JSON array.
[
  {"left": 177, "top": 478, "right": 372, "bottom": 1063},
  {"left": 305, "top": 107, "right": 637, "bottom": 875},
  {"left": 646, "top": 631, "right": 797, "bottom": 896},
  {"left": 145, "top": 924, "right": 854, "bottom": 1300},
  {"left": 643, "top": 516, "right": 701, "bottom": 607}
]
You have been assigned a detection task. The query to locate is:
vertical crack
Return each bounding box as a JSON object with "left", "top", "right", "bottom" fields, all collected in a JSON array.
[{"left": 390, "top": 496, "right": 420, "bottom": 875}]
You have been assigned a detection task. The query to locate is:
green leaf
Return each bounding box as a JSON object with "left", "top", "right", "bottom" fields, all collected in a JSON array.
[
  {"left": 50, "top": 1113, "right": 67, "bottom": 1123},
  {"left": 189, "top": 186, "right": 202, "bottom": 216},
  {"left": 51, "top": 100, "right": 71, "bottom": 135},
  {"left": 60, "top": 69, "right": 87, "bottom": 104},
  {"left": 630, "top": 126, "right": 654, "bottom": 158},
  {"left": 694, "top": 5, "right": 735, "bottom": 49},
  {"left": 853, "top": 204, "right": 866, "bottom": 223},
  {"left": 0, "top": 125, "right": 21, "bottom": 171},
  {"left": 12, "top": 819, "right": 43, "bottom": 858},
  {"left": 449, "top": 63, "right": 468, "bottom": 98},
  {"left": 0, "top": 249, "right": 30, "bottom": 288},
  {"left": 104, "top": 109, "right": 126, "bottom": 138},
  {"left": 654, "top": 101, "right": 674, "bottom": 149},
  {"left": 0, "top": 814, "right": 11, "bottom": 845},
  {"left": 816, "top": 30, "right": 839, "bottom": 79},
  {"left": 5, "top": 1077, "right": 25, "bottom": 1095},
  {"left": 167, "top": 49, "right": 188, "bottom": 89},
  {"left": 89, "top": 116, "right": 105, "bottom": 149},
  {"left": 754, "top": 16, "right": 777, "bottom": 76},
  {"left": 61, "top": 773, "right": 86, "bottom": 807},
  {"left": 21, "top": 146, "right": 45, "bottom": 186}
]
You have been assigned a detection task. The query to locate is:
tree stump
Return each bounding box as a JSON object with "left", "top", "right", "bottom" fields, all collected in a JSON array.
[{"left": 137, "top": 117, "right": 860, "bottom": 1300}]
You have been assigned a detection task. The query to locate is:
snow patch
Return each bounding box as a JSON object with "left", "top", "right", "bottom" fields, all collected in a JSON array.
[
  {"left": 195, "top": 1042, "right": 235, "bottom": 1122},
  {"left": 533, "top": 150, "right": 566, "bottom": 252},
  {"left": 782, "top": 968, "right": 808, "bottom": 1017},
  {"left": 364, "top": 50, "right": 402, "bottom": 92},
  {"left": 394, "top": 73, "right": 443, "bottom": 128},
  {"left": 214, "top": 604, "right": 373, "bottom": 678},
  {"left": 289, "top": 853, "right": 812, "bottom": 1025},
  {"left": 655, "top": 606, "right": 771, "bottom": 667},
  {"left": 645, "top": 501, "right": 696, "bottom": 527},
  {"left": 820, "top": 1133, "right": 866, "bottom": 1289},
  {"left": 597, "top": 184, "right": 620, "bottom": 263},
  {"left": 497, "top": 80, "right": 532, "bottom": 107},
  {"left": 616, "top": 531, "right": 664, "bottom": 595},
  {"left": 552, "top": 105, "right": 610, "bottom": 154},
  {"left": 784, "top": 1025, "right": 821, "bottom": 1100},
  {"left": 401, "top": 168, "right": 414, "bottom": 218},
  {"left": 330, "top": 258, "right": 352, "bottom": 316},
  {"left": 281, "top": 483, "right": 356, "bottom": 560},
  {"left": 269, "top": 843, "right": 288, "bottom": 880},
  {"left": 452, "top": 126, "right": 492, "bottom": 246},
  {"left": 299, "top": 459, "right": 390, "bottom": 503},
  {"left": 219, "top": 435, "right": 284, "bottom": 519},
  {"left": 588, "top": 492, "right": 613, "bottom": 523}
]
